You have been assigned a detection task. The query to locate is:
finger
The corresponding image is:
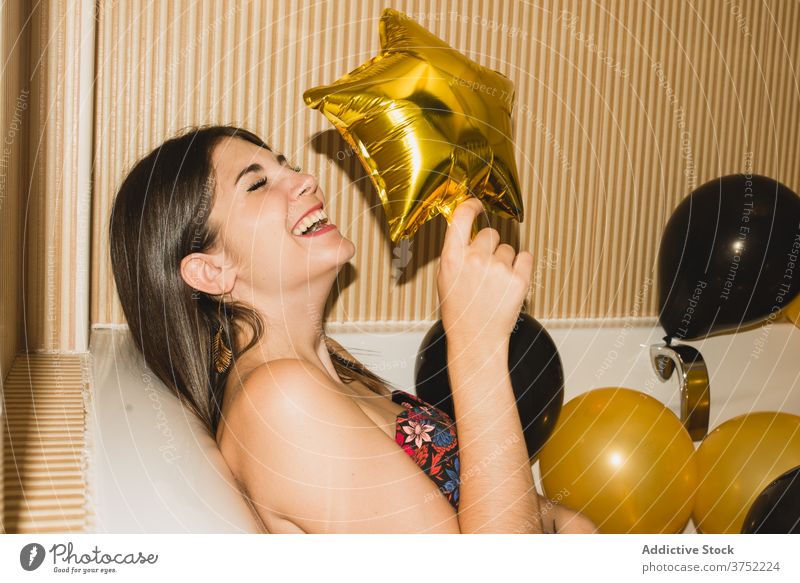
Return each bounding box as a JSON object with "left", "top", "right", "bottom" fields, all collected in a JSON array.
[
  {"left": 494, "top": 243, "right": 516, "bottom": 265},
  {"left": 472, "top": 227, "right": 500, "bottom": 255},
  {"left": 442, "top": 197, "right": 483, "bottom": 254},
  {"left": 512, "top": 250, "right": 534, "bottom": 282}
]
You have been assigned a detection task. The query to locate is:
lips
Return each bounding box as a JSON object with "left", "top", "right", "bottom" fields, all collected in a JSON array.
[{"left": 292, "top": 202, "right": 323, "bottom": 232}]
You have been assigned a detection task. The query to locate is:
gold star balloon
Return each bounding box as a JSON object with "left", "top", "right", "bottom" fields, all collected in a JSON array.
[{"left": 303, "top": 8, "right": 524, "bottom": 242}]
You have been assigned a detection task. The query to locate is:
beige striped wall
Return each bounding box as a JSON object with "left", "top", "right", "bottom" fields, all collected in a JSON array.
[
  {"left": 1, "top": 1, "right": 28, "bottom": 383},
  {"left": 90, "top": 0, "right": 800, "bottom": 327},
  {"left": 1, "top": 0, "right": 31, "bottom": 533},
  {"left": 2, "top": 0, "right": 94, "bottom": 533},
  {"left": 24, "top": 0, "right": 94, "bottom": 352}
]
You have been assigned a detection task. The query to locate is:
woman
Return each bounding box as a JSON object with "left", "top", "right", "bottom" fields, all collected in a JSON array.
[{"left": 109, "top": 125, "right": 596, "bottom": 534}]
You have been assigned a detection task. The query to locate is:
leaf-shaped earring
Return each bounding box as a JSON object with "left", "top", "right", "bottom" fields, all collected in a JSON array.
[
  {"left": 212, "top": 325, "right": 232, "bottom": 374},
  {"left": 212, "top": 299, "right": 232, "bottom": 374}
]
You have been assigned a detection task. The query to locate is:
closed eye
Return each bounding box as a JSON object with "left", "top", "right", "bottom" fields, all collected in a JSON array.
[
  {"left": 247, "top": 177, "right": 268, "bottom": 192},
  {"left": 246, "top": 157, "right": 300, "bottom": 192}
]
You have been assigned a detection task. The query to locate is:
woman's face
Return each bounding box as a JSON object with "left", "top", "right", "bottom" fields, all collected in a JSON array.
[{"left": 207, "top": 136, "right": 356, "bottom": 300}]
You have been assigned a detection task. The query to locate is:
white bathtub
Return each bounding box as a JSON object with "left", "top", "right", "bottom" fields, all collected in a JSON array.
[{"left": 87, "top": 319, "right": 800, "bottom": 533}]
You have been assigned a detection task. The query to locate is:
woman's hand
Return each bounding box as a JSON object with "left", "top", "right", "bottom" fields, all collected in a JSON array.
[{"left": 437, "top": 198, "right": 534, "bottom": 348}]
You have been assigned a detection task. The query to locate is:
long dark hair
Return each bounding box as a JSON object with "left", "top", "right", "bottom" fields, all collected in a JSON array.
[{"left": 109, "top": 125, "right": 391, "bottom": 437}]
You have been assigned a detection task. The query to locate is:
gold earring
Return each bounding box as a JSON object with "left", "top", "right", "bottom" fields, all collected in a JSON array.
[{"left": 212, "top": 298, "right": 232, "bottom": 374}]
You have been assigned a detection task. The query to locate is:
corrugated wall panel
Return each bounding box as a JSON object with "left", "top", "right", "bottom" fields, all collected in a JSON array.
[
  {"left": 2, "top": 354, "right": 90, "bottom": 533},
  {"left": 1, "top": 2, "right": 28, "bottom": 375},
  {"left": 24, "top": 0, "right": 94, "bottom": 351},
  {"left": 89, "top": 0, "right": 800, "bottom": 326},
  {"left": 1, "top": 0, "right": 31, "bottom": 532}
]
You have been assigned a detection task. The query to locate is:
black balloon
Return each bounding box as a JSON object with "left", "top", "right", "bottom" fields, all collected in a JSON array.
[
  {"left": 658, "top": 174, "right": 800, "bottom": 341},
  {"left": 415, "top": 312, "right": 564, "bottom": 460},
  {"left": 741, "top": 465, "right": 800, "bottom": 534}
]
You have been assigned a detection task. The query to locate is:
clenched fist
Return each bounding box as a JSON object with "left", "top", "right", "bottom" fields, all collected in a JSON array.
[{"left": 437, "top": 198, "right": 534, "bottom": 348}]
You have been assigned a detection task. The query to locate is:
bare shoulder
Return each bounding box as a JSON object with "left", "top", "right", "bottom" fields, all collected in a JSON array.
[
  {"left": 233, "top": 358, "right": 349, "bottom": 419},
  {"left": 218, "top": 358, "right": 460, "bottom": 533},
  {"left": 217, "top": 359, "right": 348, "bottom": 531},
  {"left": 220, "top": 359, "right": 311, "bottom": 436},
  {"left": 219, "top": 358, "right": 364, "bottom": 473}
]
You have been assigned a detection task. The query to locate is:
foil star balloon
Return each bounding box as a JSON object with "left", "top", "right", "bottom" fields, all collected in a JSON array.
[{"left": 303, "top": 8, "right": 524, "bottom": 242}]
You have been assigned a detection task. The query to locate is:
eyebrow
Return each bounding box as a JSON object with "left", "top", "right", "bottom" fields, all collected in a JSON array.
[{"left": 234, "top": 153, "right": 289, "bottom": 187}]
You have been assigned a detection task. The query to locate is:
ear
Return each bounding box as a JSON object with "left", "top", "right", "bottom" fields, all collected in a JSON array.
[{"left": 180, "top": 251, "right": 237, "bottom": 296}]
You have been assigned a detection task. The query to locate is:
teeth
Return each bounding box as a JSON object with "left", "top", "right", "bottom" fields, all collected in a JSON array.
[{"left": 293, "top": 209, "right": 328, "bottom": 236}]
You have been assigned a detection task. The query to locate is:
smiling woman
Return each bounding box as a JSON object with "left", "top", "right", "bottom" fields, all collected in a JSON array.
[
  {"left": 108, "top": 124, "right": 595, "bottom": 534},
  {"left": 108, "top": 125, "right": 390, "bottom": 443}
]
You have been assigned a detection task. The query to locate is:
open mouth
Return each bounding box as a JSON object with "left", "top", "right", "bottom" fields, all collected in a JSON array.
[{"left": 292, "top": 208, "right": 335, "bottom": 237}]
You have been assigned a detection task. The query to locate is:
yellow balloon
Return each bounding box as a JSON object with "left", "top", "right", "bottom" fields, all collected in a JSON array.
[
  {"left": 303, "top": 8, "right": 524, "bottom": 242},
  {"left": 539, "top": 387, "right": 697, "bottom": 533},
  {"left": 692, "top": 412, "right": 800, "bottom": 534},
  {"left": 783, "top": 294, "right": 800, "bottom": 327}
]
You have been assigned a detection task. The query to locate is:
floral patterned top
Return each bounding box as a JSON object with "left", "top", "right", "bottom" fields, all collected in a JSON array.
[{"left": 391, "top": 389, "right": 460, "bottom": 510}]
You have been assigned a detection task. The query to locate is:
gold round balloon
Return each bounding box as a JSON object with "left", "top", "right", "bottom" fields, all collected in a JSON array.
[
  {"left": 303, "top": 8, "right": 524, "bottom": 242},
  {"left": 692, "top": 412, "right": 800, "bottom": 534},
  {"left": 783, "top": 294, "right": 800, "bottom": 327},
  {"left": 538, "top": 387, "right": 697, "bottom": 533}
]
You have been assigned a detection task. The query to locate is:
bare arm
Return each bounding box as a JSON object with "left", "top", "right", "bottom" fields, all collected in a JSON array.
[
  {"left": 437, "top": 198, "right": 542, "bottom": 533},
  {"left": 448, "top": 338, "right": 542, "bottom": 533}
]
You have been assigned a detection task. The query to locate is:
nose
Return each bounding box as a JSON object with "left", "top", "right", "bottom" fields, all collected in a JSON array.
[{"left": 295, "top": 173, "right": 318, "bottom": 199}]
